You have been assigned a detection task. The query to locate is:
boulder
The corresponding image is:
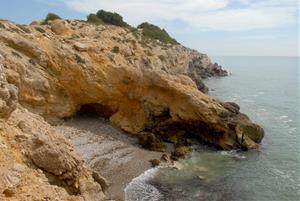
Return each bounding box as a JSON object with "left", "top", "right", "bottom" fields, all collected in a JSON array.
[
  {"left": 173, "top": 146, "right": 192, "bottom": 159},
  {"left": 138, "top": 132, "right": 166, "bottom": 152},
  {"left": 50, "top": 20, "right": 71, "bottom": 35},
  {"left": 149, "top": 159, "right": 160, "bottom": 167}
]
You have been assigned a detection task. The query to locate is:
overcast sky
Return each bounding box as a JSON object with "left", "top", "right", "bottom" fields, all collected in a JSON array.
[{"left": 0, "top": 0, "right": 298, "bottom": 56}]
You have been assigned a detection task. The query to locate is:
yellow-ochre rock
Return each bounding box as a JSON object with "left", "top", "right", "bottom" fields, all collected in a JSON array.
[
  {"left": 0, "top": 19, "right": 263, "bottom": 149},
  {"left": 0, "top": 19, "right": 263, "bottom": 200}
]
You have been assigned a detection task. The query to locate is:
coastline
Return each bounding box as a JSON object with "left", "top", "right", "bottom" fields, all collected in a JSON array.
[
  {"left": 56, "top": 115, "right": 165, "bottom": 200},
  {"left": 0, "top": 18, "right": 265, "bottom": 201}
]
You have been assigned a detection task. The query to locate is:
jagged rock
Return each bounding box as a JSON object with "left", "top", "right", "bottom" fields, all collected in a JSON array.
[
  {"left": 160, "top": 154, "right": 171, "bottom": 163},
  {"left": 188, "top": 57, "right": 228, "bottom": 92},
  {"left": 92, "top": 171, "right": 111, "bottom": 192},
  {"left": 0, "top": 108, "right": 106, "bottom": 201},
  {"left": 0, "top": 19, "right": 265, "bottom": 200},
  {"left": 173, "top": 146, "right": 192, "bottom": 159},
  {"left": 73, "top": 42, "right": 89, "bottom": 52},
  {"left": 138, "top": 132, "right": 166, "bottom": 152},
  {"left": 149, "top": 159, "right": 160, "bottom": 167},
  {"left": 50, "top": 20, "right": 71, "bottom": 35},
  {"left": 0, "top": 56, "right": 18, "bottom": 119},
  {"left": 0, "top": 19, "right": 263, "bottom": 151},
  {"left": 222, "top": 102, "right": 240, "bottom": 114}
]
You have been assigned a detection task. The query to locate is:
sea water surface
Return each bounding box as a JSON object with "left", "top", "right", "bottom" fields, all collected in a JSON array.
[{"left": 125, "top": 56, "right": 300, "bottom": 201}]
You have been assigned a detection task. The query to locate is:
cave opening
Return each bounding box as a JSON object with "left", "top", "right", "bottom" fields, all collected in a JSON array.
[{"left": 75, "top": 103, "right": 114, "bottom": 118}]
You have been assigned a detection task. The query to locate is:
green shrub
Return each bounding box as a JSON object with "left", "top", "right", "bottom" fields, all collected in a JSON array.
[
  {"left": 43, "top": 13, "right": 61, "bottom": 24},
  {"left": 111, "top": 46, "right": 120, "bottom": 54},
  {"left": 137, "top": 22, "right": 179, "bottom": 45},
  {"left": 86, "top": 14, "right": 104, "bottom": 25},
  {"left": 96, "top": 10, "right": 129, "bottom": 27}
]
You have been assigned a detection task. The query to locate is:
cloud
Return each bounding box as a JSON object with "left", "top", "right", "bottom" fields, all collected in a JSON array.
[{"left": 62, "top": 0, "right": 298, "bottom": 31}]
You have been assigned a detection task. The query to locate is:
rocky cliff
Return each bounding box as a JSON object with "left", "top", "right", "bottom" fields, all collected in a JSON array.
[{"left": 0, "top": 19, "right": 263, "bottom": 200}]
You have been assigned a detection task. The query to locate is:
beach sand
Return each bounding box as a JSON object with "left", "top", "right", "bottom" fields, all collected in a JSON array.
[{"left": 55, "top": 115, "right": 164, "bottom": 200}]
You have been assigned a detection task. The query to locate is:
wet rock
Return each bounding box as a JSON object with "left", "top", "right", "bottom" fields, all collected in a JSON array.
[
  {"left": 138, "top": 132, "right": 166, "bottom": 152},
  {"left": 173, "top": 146, "right": 192, "bottom": 159},
  {"left": 149, "top": 159, "right": 160, "bottom": 167},
  {"left": 222, "top": 102, "right": 240, "bottom": 114},
  {"left": 160, "top": 154, "right": 171, "bottom": 163}
]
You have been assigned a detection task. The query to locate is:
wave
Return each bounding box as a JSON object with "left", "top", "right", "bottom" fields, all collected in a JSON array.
[
  {"left": 219, "top": 150, "right": 246, "bottom": 160},
  {"left": 279, "top": 115, "right": 288, "bottom": 119},
  {"left": 125, "top": 168, "right": 162, "bottom": 201}
]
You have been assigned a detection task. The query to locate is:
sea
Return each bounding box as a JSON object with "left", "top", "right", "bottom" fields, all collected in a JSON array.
[{"left": 125, "top": 56, "right": 300, "bottom": 201}]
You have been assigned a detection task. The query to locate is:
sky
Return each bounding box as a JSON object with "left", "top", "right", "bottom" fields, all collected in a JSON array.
[{"left": 0, "top": 0, "right": 298, "bottom": 56}]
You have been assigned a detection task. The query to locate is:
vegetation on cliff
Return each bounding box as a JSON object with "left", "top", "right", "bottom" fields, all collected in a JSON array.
[
  {"left": 87, "top": 13, "right": 104, "bottom": 25},
  {"left": 96, "top": 10, "right": 129, "bottom": 27},
  {"left": 137, "top": 22, "right": 179, "bottom": 45},
  {"left": 0, "top": 11, "right": 264, "bottom": 200},
  {"left": 42, "top": 13, "right": 61, "bottom": 24},
  {"left": 84, "top": 10, "right": 178, "bottom": 45}
]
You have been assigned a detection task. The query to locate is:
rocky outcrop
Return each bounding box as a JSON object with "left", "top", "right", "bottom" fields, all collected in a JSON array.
[
  {"left": 0, "top": 18, "right": 264, "bottom": 200},
  {"left": 0, "top": 53, "right": 18, "bottom": 119},
  {"left": 188, "top": 56, "right": 228, "bottom": 92},
  {"left": 0, "top": 19, "right": 263, "bottom": 151},
  {"left": 0, "top": 24, "right": 106, "bottom": 199},
  {"left": 0, "top": 108, "right": 107, "bottom": 200}
]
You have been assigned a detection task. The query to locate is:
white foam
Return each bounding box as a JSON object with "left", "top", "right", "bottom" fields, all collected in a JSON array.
[
  {"left": 288, "top": 127, "right": 297, "bottom": 133},
  {"left": 125, "top": 168, "right": 162, "bottom": 201},
  {"left": 283, "top": 119, "right": 293, "bottom": 123},
  {"left": 248, "top": 94, "right": 258, "bottom": 97},
  {"left": 270, "top": 168, "right": 296, "bottom": 183},
  {"left": 242, "top": 99, "right": 254, "bottom": 103},
  {"left": 279, "top": 115, "right": 288, "bottom": 119},
  {"left": 220, "top": 150, "right": 246, "bottom": 159}
]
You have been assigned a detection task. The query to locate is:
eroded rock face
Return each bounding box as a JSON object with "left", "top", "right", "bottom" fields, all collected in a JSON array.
[
  {"left": 0, "top": 20, "right": 263, "bottom": 152},
  {"left": 0, "top": 108, "right": 106, "bottom": 200},
  {"left": 0, "top": 18, "right": 264, "bottom": 200},
  {"left": 0, "top": 54, "right": 18, "bottom": 119},
  {"left": 188, "top": 56, "right": 228, "bottom": 92}
]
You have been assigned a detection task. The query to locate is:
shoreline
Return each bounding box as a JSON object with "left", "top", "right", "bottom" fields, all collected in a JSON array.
[{"left": 56, "top": 115, "right": 165, "bottom": 200}]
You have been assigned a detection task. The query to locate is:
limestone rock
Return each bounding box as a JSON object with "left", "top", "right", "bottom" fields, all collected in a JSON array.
[
  {"left": 0, "top": 108, "right": 106, "bottom": 200},
  {"left": 0, "top": 19, "right": 264, "bottom": 151},
  {"left": 0, "top": 18, "right": 265, "bottom": 201},
  {"left": 138, "top": 132, "right": 166, "bottom": 152},
  {"left": 50, "top": 20, "right": 71, "bottom": 35},
  {"left": 0, "top": 56, "right": 18, "bottom": 119},
  {"left": 149, "top": 159, "right": 160, "bottom": 167},
  {"left": 173, "top": 146, "right": 192, "bottom": 159}
]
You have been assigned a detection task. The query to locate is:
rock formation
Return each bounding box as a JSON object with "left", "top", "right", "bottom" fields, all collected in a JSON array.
[{"left": 0, "top": 18, "right": 264, "bottom": 200}]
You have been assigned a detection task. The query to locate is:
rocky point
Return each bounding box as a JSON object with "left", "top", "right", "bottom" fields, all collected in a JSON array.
[{"left": 0, "top": 18, "right": 264, "bottom": 200}]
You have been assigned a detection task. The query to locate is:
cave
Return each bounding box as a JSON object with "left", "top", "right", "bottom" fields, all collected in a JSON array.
[{"left": 76, "top": 103, "right": 114, "bottom": 118}]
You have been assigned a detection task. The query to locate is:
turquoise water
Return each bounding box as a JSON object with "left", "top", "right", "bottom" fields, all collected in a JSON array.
[{"left": 125, "top": 56, "right": 300, "bottom": 201}]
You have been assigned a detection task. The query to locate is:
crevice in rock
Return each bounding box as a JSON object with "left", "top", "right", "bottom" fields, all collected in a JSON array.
[
  {"left": 142, "top": 112, "right": 228, "bottom": 151},
  {"left": 42, "top": 170, "right": 80, "bottom": 196},
  {"left": 75, "top": 103, "right": 114, "bottom": 118}
]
